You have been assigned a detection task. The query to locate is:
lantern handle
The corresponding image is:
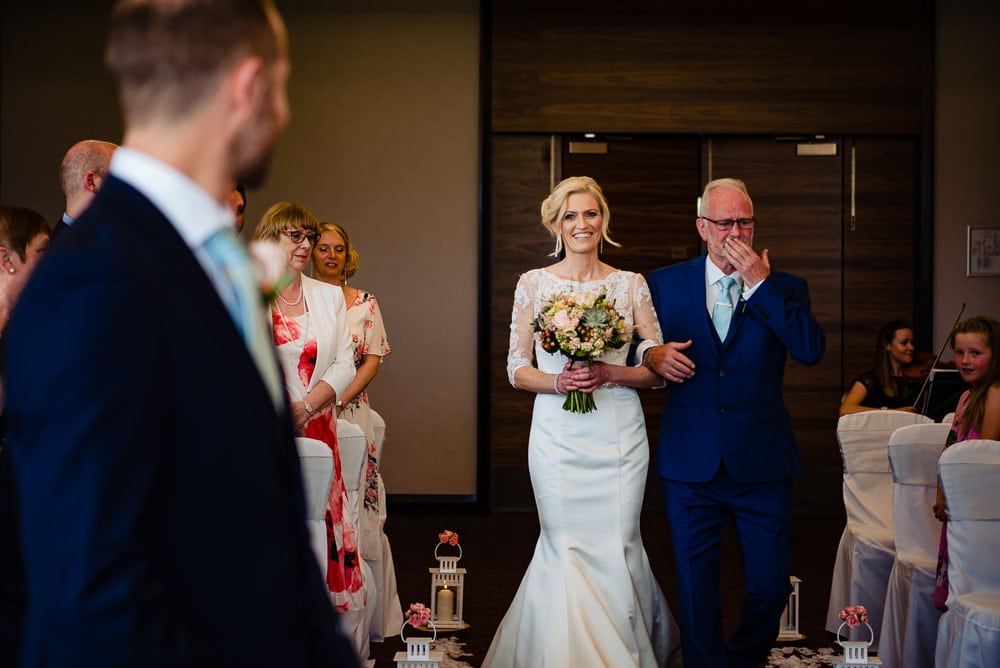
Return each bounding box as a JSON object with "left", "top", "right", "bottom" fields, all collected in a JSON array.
[
  {"left": 400, "top": 619, "right": 437, "bottom": 643},
  {"left": 835, "top": 621, "right": 874, "bottom": 648},
  {"left": 434, "top": 541, "right": 463, "bottom": 562}
]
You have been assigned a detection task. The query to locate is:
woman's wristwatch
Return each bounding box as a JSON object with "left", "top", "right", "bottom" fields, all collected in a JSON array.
[{"left": 303, "top": 399, "right": 315, "bottom": 416}]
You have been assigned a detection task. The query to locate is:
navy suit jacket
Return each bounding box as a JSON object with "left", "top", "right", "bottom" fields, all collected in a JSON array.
[
  {"left": 50, "top": 218, "right": 70, "bottom": 240},
  {"left": 648, "top": 254, "right": 825, "bottom": 484},
  {"left": 4, "top": 177, "right": 357, "bottom": 667}
]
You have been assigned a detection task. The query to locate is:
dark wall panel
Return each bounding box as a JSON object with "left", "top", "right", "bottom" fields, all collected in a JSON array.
[
  {"left": 492, "top": 1, "right": 926, "bottom": 135},
  {"left": 490, "top": 135, "right": 554, "bottom": 511},
  {"left": 842, "top": 138, "right": 921, "bottom": 388}
]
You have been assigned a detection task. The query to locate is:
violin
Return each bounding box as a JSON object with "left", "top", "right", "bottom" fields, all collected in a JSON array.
[
  {"left": 900, "top": 350, "right": 940, "bottom": 379},
  {"left": 910, "top": 302, "right": 966, "bottom": 410}
]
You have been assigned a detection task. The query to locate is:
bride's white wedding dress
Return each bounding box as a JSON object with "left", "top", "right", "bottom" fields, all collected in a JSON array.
[{"left": 483, "top": 268, "right": 682, "bottom": 668}]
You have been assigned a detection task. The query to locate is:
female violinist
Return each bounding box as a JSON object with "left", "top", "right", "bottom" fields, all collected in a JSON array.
[{"left": 839, "top": 319, "right": 928, "bottom": 415}]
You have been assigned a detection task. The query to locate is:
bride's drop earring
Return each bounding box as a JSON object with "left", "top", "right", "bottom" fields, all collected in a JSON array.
[
  {"left": 553, "top": 236, "right": 562, "bottom": 258},
  {"left": 600, "top": 237, "right": 604, "bottom": 255}
]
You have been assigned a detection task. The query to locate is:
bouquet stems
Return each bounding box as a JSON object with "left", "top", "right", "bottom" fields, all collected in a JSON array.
[
  {"left": 562, "top": 389, "right": 596, "bottom": 414},
  {"left": 562, "top": 360, "right": 597, "bottom": 414}
]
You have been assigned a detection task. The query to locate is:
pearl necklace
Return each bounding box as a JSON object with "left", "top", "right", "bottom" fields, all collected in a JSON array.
[
  {"left": 273, "top": 292, "right": 307, "bottom": 344},
  {"left": 277, "top": 279, "right": 303, "bottom": 306}
]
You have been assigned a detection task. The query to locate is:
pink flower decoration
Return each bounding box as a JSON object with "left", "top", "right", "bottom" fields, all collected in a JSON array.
[
  {"left": 552, "top": 310, "right": 574, "bottom": 330},
  {"left": 405, "top": 602, "right": 431, "bottom": 628},
  {"left": 438, "top": 529, "right": 460, "bottom": 546},
  {"left": 838, "top": 604, "right": 869, "bottom": 628}
]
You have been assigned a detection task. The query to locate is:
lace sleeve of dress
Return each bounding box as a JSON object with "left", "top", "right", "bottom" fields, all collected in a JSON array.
[
  {"left": 507, "top": 272, "right": 538, "bottom": 386},
  {"left": 630, "top": 272, "right": 663, "bottom": 346}
]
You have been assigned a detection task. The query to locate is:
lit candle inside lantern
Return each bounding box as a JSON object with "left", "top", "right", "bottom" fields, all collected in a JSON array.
[{"left": 436, "top": 586, "right": 454, "bottom": 621}]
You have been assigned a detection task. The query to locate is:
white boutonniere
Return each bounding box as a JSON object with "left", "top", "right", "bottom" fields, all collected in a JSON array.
[{"left": 249, "top": 240, "right": 293, "bottom": 302}]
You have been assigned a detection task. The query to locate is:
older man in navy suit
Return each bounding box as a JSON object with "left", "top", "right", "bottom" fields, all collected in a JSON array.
[
  {"left": 4, "top": 1, "right": 358, "bottom": 666},
  {"left": 641, "top": 178, "right": 825, "bottom": 668}
]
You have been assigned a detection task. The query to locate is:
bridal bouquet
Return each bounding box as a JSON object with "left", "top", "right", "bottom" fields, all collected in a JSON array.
[{"left": 534, "top": 288, "right": 631, "bottom": 413}]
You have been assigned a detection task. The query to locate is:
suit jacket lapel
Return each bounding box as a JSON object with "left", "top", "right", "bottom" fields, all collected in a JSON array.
[{"left": 108, "top": 178, "right": 292, "bottom": 429}]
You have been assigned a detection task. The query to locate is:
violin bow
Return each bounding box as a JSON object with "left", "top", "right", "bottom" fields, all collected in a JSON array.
[{"left": 911, "top": 302, "right": 966, "bottom": 412}]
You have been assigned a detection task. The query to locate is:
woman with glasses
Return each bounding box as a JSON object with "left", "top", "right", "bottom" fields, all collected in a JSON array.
[
  {"left": 251, "top": 203, "right": 371, "bottom": 652},
  {"left": 311, "top": 221, "right": 402, "bottom": 642}
]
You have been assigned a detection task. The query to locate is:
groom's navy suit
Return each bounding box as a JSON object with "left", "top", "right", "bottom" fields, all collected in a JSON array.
[
  {"left": 4, "top": 177, "right": 358, "bottom": 667},
  {"left": 649, "top": 253, "right": 825, "bottom": 667}
]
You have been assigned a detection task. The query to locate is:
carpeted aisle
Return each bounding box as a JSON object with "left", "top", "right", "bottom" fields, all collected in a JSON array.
[
  {"left": 767, "top": 646, "right": 843, "bottom": 666},
  {"left": 368, "top": 505, "right": 847, "bottom": 667}
]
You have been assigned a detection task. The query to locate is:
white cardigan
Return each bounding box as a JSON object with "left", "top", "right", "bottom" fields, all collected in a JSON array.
[{"left": 297, "top": 274, "right": 356, "bottom": 398}]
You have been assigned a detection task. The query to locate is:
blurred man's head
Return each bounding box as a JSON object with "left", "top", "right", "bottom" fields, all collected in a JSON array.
[
  {"left": 60, "top": 140, "right": 119, "bottom": 218},
  {"left": 105, "top": 0, "right": 290, "bottom": 189}
]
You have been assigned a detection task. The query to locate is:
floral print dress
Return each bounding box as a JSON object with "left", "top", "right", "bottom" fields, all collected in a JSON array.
[
  {"left": 273, "top": 306, "right": 365, "bottom": 612},
  {"left": 338, "top": 290, "right": 402, "bottom": 638}
]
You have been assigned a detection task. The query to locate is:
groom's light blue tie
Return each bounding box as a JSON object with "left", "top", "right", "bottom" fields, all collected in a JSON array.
[
  {"left": 202, "top": 228, "right": 284, "bottom": 409},
  {"left": 712, "top": 275, "right": 738, "bottom": 340}
]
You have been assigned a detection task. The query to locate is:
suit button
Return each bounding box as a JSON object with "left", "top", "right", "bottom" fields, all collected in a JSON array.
[
  {"left": 719, "top": 407, "right": 726, "bottom": 413},
  {"left": 719, "top": 370, "right": 726, "bottom": 376}
]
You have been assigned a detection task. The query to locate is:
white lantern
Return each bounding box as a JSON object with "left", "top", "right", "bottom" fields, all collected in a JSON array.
[
  {"left": 393, "top": 636, "right": 442, "bottom": 668},
  {"left": 394, "top": 606, "right": 443, "bottom": 668},
  {"left": 777, "top": 576, "right": 805, "bottom": 641},
  {"left": 834, "top": 604, "right": 880, "bottom": 666},
  {"left": 429, "top": 530, "right": 467, "bottom": 629}
]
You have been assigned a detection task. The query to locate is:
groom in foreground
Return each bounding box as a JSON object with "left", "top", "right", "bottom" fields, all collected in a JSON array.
[
  {"left": 641, "top": 178, "right": 825, "bottom": 667},
  {"left": 4, "top": 1, "right": 358, "bottom": 665}
]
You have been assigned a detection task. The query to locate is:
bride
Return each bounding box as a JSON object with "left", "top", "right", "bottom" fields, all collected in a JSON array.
[{"left": 483, "top": 176, "right": 682, "bottom": 667}]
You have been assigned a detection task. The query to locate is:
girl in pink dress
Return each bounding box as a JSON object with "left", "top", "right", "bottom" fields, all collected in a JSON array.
[{"left": 933, "top": 316, "right": 1000, "bottom": 609}]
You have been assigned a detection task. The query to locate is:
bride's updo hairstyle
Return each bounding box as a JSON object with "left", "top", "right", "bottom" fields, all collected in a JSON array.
[{"left": 540, "top": 175, "right": 621, "bottom": 257}]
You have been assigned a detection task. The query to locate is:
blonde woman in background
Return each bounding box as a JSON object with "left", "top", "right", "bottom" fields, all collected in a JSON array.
[{"left": 312, "top": 221, "right": 402, "bottom": 641}]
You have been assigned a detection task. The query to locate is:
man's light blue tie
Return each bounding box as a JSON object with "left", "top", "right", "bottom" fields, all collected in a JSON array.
[
  {"left": 203, "top": 228, "right": 284, "bottom": 409},
  {"left": 712, "top": 275, "right": 738, "bottom": 340}
]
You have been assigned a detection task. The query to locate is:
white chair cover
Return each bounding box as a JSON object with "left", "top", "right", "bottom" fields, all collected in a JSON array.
[
  {"left": 336, "top": 418, "right": 367, "bottom": 498},
  {"left": 371, "top": 409, "right": 386, "bottom": 465},
  {"left": 935, "top": 439, "right": 1000, "bottom": 668},
  {"left": 295, "top": 436, "right": 335, "bottom": 575},
  {"left": 826, "top": 410, "right": 934, "bottom": 648},
  {"left": 365, "top": 408, "right": 403, "bottom": 641},
  {"left": 332, "top": 421, "right": 378, "bottom": 667},
  {"left": 941, "top": 412, "right": 956, "bottom": 425},
  {"left": 879, "top": 423, "right": 952, "bottom": 667}
]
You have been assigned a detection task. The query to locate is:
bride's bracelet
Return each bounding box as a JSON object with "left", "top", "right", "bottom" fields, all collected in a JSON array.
[{"left": 553, "top": 372, "right": 565, "bottom": 396}]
